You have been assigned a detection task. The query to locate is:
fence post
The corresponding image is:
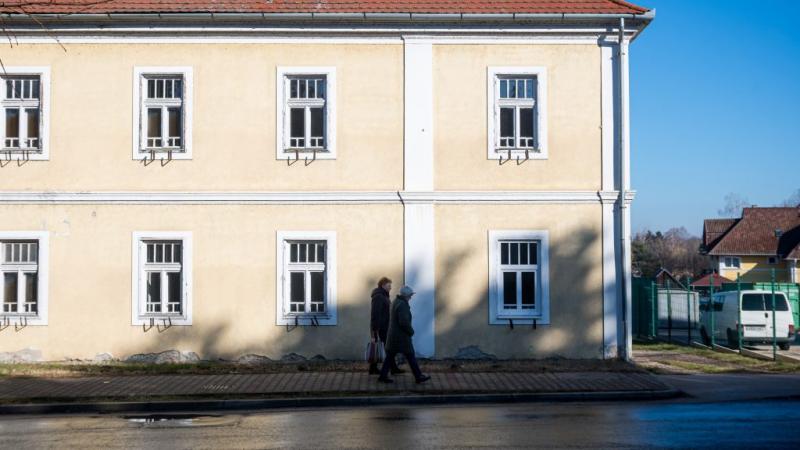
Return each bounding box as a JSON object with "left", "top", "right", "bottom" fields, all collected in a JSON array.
[
  {"left": 666, "top": 279, "right": 672, "bottom": 343},
  {"left": 737, "top": 273, "right": 742, "bottom": 353},
  {"left": 686, "top": 276, "right": 692, "bottom": 344},
  {"left": 650, "top": 280, "right": 657, "bottom": 339},
  {"left": 710, "top": 272, "right": 716, "bottom": 347},
  {"left": 772, "top": 268, "right": 777, "bottom": 360}
]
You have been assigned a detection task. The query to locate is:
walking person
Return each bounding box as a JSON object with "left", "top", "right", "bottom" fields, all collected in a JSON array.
[
  {"left": 369, "top": 277, "right": 402, "bottom": 375},
  {"left": 378, "top": 285, "right": 431, "bottom": 384}
]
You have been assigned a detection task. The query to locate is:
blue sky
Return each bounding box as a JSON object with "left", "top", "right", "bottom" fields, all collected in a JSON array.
[{"left": 630, "top": 0, "right": 800, "bottom": 236}]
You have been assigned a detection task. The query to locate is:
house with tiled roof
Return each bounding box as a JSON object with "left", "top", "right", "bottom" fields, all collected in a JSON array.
[
  {"left": 0, "top": 1, "right": 653, "bottom": 361},
  {"left": 702, "top": 207, "right": 800, "bottom": 283}
]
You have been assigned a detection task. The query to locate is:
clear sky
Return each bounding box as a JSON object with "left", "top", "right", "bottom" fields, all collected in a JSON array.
[{"left": 630, "top": 0, "right": 800, "bottom": 236}]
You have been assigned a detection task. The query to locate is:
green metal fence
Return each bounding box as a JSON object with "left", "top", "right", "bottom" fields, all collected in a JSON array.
[{"left": 633, "top": 270, "right": 799, "bottom": 360}]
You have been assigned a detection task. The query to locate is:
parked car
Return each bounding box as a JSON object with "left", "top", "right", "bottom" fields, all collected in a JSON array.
[{"left": 699, "top": 290, "right": 795, "bottom": 350}]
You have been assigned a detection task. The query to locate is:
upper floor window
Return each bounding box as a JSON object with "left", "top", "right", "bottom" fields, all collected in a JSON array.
[
  {"left": 0, "top": 232, "right": 49, "bottom": 325},
  {"left": 721, "top": 257, "right": 741, "bottom": 269},
  {"left": 1, "top": 68, "right": 50, "bottom": 160},
  {"left": 767, "top": 256, "right": 778, "bottom": 265},
  {"left": 487, "top": 67, "right": 548, "bottom": 160},
  {"left": 276, "top": 67, "right": 336, "bottom": 160},
  {"left": 132, "top": 232, "right": 192, "bottom": 325},
  {"left": 276, "top": 231, "right": 337, "bottom": 325},
  {"left": 488, "top": 230, "right": 550, "bottom": 325},
  {"left": 133, "top": 67, "right": 193, "bottom": 160}
]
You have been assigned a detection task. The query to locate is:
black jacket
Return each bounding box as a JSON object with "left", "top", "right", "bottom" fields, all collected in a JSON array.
[
  {"left": 370, "top": 287, "right": 391, "bottom": 342},
  {"left": 385, "top": 296, "right": 415, "bottom": 354}
]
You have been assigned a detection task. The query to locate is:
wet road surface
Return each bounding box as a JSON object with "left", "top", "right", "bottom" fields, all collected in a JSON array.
[{"left": 2, "top": 399, "right": 799, "bottom": 449}]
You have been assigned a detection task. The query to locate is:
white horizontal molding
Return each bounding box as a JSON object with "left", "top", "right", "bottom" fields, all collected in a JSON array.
[{"left": 0, "top": 191, "right": 632, "bottom": 205}]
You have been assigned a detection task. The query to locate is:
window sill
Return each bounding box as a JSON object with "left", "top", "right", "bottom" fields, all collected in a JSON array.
[
  {"left": 0, "top": 314, "right": 46, "bottom": 326},
  {"left": 134, "top": 149, "right": 191, "bottom": 161},
  {"left": 133, "top": 314, "right": 191, "bottom": 326},
  {"left": 278, "top": 313, "right": 336, "bottom": 326},
  {"left": 1, "top": 149, "right": 48, "bottom": 161},
  {"left": 490, "top": 313, "right": 548, "bottom": 326},
  {"left": 489, "top": 148, "right": 547, "bottom": 161},
  {"left": 278, "top": 148, "right": 335, "bottom": 161}
]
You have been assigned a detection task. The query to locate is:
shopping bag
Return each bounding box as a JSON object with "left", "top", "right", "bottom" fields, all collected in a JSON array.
[{"left": 365, "top": 339, "right": 385, "bottom": 364}]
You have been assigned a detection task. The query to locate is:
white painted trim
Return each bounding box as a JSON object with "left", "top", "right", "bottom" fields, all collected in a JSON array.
[
  {"left": 131, "top": 231, "right": 193, "bottom": 326},
  {"left": 486, "top": 66, "right": 548, "bottom": 160},
  {"left": 4, "top": 36, "right": 610, "bottom": 45},
  {"left": 0, "top": 67, "right": 51, "bottom": 161},
  {"left": 0, "top": 231, "right": 49, "bottom": 326},
  {"left": 404, "top": 203, "right": 435, "bottom": 357},
  {"left": 275, "top": 66, "right": 337, "bottom": 160},
  {"left": 132, "top": 66, "right": 193, "bottom": 161},
  {"left": 601, "top": 202, "right": 619, "bottom": 358},
  {"left": 275, "top": 230, "right": 338, "bottom": 326},
  {"left": 487, "top": 230, "right": 550, "bottom": 325},
  {"left": 0, "top": 190, "right": 633, "bottom": 204},
  {"left": 403, "top": 40, "right": 434, "bottom": 191},
  {"left": 600, "top": 46, "right": 616, "bottom": 191}
]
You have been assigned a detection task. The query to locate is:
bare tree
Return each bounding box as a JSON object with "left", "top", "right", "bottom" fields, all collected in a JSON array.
[
  {"left": 717, "top": 192, "right": 749, "bottom": 218},
  {"left": 782, "top": 188, "right": 800, "bottom": 207}
]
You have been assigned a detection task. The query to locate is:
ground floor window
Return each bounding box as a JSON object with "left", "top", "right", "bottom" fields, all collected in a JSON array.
[
  {"left": 488, "top": 230, "right": 550, "bottom": 325},
  {"left": 132, "top": 232, "right": 192, "bottom": 325},
  {"left": 276, "top": 231, "right": 337, "bottom": 325},
  {"left": 0, "top": 232, "right": 48, "bottom": 325}
]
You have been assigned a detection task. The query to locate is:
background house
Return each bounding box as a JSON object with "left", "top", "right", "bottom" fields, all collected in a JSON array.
[{"left": 701, "top": 206, "right": 800, "bottom": 283}]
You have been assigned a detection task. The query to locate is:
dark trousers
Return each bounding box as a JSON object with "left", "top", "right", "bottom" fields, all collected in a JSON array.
[
  {"left": 380, "top": 351, "right": 422, "bottom": 380},
  {"left": 369, "top": 338, "right": 399, "bottom": 373}
]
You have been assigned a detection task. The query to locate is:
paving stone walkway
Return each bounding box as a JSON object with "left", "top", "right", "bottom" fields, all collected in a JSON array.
[{"left": 0, "top": 371, "right": 670, "bottom": 402}]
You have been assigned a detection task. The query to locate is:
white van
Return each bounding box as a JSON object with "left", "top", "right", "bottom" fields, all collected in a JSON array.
[{"left": 699, "top": 290, "right": 795, "bottom": 350}]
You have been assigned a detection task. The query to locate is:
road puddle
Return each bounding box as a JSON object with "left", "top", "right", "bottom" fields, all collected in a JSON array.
[{"left": 124, "top": 414, "right": 239, "bottom": 428}]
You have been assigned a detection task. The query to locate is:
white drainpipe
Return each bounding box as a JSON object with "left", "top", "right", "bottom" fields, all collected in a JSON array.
[{"left": 618, "top": 18, "right": 633, "bottom": 360}]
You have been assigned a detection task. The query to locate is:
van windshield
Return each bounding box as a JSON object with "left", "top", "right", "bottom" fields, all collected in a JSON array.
[{"left": 741, "top": 293, "right": 789, "bottom": 311}]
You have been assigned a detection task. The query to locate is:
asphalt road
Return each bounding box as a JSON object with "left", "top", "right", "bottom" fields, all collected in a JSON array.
[{"left": 1, "top": 374, "right": 799, "bottom": 449}]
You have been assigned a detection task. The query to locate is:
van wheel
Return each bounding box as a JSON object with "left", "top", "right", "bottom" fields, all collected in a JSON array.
[
  {"left": 779, "top": 342, "right": 791, "bottom": 351},
  {"left": 700, "top": 327, "right": 711, "bottom": 346}
]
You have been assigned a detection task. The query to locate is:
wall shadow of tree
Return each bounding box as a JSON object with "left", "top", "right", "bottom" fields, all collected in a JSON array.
[{"left": 131, "top": 225, "right": 605, "bottom": 362}]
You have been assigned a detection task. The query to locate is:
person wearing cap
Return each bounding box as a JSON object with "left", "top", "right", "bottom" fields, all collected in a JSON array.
[{"left": 378, "top": 285, "right": 431, "bottom": 384}]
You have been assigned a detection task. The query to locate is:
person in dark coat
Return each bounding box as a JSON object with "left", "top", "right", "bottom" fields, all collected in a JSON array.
[
  {"left": 369, "top": 277, "right": 402, "bottom": 375},
  {"left": 378, "top": 285, "right": 431, "bottom": 384}
]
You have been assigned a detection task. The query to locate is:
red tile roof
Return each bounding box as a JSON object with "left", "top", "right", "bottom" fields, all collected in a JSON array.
[
  {"left": 690, "top": 273, "right": 733, "bottom": 288},
  {"left": 0, "top": 1, "right": 651, "bottom": 15},
  {"left": 705, "top": 207, "right": 800, "bottom": 259},
  {"left": 703, "top": 218, "right": 738, "bottom": 249}
]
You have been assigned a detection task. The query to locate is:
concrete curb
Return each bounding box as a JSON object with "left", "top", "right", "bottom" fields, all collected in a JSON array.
[{"left": 0, "top": 389, "right": 682, "bottom": 415}]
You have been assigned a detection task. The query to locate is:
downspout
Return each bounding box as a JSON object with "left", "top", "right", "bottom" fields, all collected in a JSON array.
[{"left": 618, "top": 18, "right": 633, "bottom": 360}]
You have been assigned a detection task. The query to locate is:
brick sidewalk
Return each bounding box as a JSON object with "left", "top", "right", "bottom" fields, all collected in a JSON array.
[{"left": 0, "top": 371, "right": 670, "bottom": 402}]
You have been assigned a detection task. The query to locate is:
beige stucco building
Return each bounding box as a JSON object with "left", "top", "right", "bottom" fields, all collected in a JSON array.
[{"left": 0, "top": 1, "right": 653, "bottom": 362}]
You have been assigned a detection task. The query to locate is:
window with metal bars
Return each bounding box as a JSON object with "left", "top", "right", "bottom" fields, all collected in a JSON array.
[
  {"left": 495, "top": 76, "right": 538, "bottom": 150},
  {"left": 498, "top": 240, "right": 539, "bottom": 314},
  {"left": 284, "top": 76, "right": 326, "bottom": 150},
  {"left": 141, "top": 75, "right": 184, "bottom": 151},
  {"left": 285, "top": 240, "right": 327, "bottom": 315},
  {"left": 141, "top": 240, "right": 184, "bottom": 316},
  {"left": 1, "top": 240, "right": 39, "bottom": 316},
  {"left": 2, "top": 76, "right": 42, "bottom": 151}
]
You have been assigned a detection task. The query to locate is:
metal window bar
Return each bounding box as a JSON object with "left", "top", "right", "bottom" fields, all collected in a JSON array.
[{"left": 2, "top": 76, "right": 42, "bottom": 151}]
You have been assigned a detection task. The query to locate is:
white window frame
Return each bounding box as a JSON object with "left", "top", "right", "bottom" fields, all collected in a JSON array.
[
  {"left": 720, "top": 256, "right": 741, "bottom": 269},
  {"left": 0, "top": 231, "right": 49, "bottom": 325},
  {"left": 488, "top": 230, "right": 550, "bottom": 325},
  {"left": 1, "top": 67, "right": 50, "bottom": 161},
  {"left": 132, "top": 67, "right": 193, "bottom": 160},
  {"left": 487, "top": 66, "right": 547, "bottom": 160},
  {"left": 131, "top": 231, "right": 192, "bottom": 325},
  {"left": 276, "top": 67, "right": 336, "bottom": 160},
  {"left": 276, "top": 231, "right": 337, "bottom": 325}
]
